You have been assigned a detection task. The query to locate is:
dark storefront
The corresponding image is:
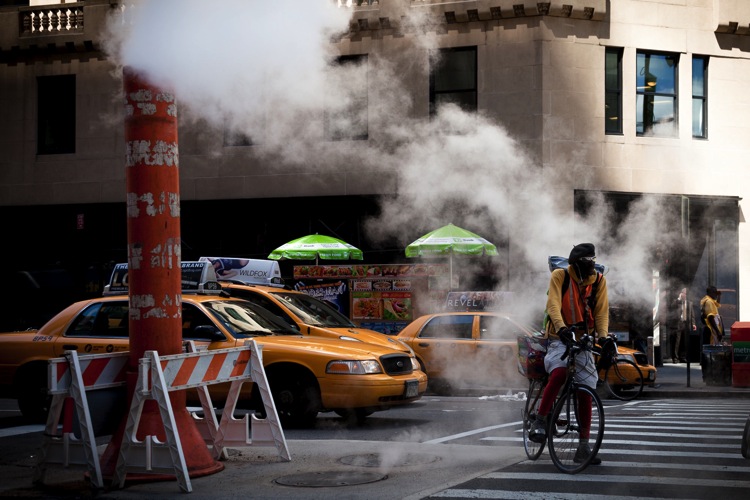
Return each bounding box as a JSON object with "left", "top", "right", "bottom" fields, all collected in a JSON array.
[
  {"left": 576, "top": 190, "right": 741, "bottom": 364},
  {"left": 0, "top": 191, "right": 740, "bottom": 340}
]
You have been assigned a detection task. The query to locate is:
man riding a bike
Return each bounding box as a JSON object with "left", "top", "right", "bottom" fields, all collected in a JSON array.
[{"left": 529, "top": 243, "right": 614, "bottom": 465}]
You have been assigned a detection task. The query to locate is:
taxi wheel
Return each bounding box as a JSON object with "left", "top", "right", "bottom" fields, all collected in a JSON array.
[
  {"left": 335, "top": 409, "right": 373, "bottom": 425},
  {"left": 428, "top": 378, "right": 453, "bottom": 396},
  {"left": 268, "top": 368, "right": 321, "bottom": 428},
  {"left": 16, "top": 365, "right": 50, "bottom": 423}
]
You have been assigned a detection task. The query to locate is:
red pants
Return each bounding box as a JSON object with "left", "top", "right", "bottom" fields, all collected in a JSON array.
[{"left": 538, "top": 367, "right": 592, "bottom": 439}]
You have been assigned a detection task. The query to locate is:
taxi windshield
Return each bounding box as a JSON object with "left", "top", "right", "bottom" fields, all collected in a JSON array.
[
  {"left": 204, "top": 300, "right": 298, "bottom": 338},
  {"left": 270, "top": 291, "right": 355, "bottom": 328}
]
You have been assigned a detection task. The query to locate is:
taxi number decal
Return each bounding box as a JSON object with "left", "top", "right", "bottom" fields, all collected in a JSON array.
[
  {"left": 32, "top": 336, "right": 54, "bottom": 342},
  {"left": 404, "top": 379, "right": 419, "bottom": 398}
]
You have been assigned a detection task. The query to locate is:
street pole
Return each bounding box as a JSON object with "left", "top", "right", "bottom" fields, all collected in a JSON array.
[
  {"left": 98, "top": 67, "right": 222, "bottom": 480},
  {"left": 682, "top": 195, "right": 691, "bottom": 387}
]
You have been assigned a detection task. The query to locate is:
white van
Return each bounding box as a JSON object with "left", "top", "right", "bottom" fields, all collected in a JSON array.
[
  {"left": 198, "top": 257, "right": 284, "bottom": 288},
  {"left": 103, "top": 261, "right": 221, "bottom": 296}
]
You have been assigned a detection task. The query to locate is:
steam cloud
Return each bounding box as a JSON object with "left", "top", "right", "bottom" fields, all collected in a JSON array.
[{"left": 103, "top": 1, "right": 680, "bottom": 327}]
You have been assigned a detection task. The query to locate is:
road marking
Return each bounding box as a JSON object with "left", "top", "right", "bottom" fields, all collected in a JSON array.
[
  {"left": 431, "top": 491, "right": 636, "bottom": 499},
  {"left": 482, "top": 436, "right": 742, "bottom": 454},
  {"left": 0, "top": 425, "right": 44, "bottom": 438},
  {"left": 479, "top": 472, "right": 750, "bottom": 489},
  {"left": 422, "top": 421, "right": 521, "bottom": 444}
]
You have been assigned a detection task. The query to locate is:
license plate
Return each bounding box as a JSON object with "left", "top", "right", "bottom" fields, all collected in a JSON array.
[{"left": 404, "top": 379, "right": 419, "bottom": 398}]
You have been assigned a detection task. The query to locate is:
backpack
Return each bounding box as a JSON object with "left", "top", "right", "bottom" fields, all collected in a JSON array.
[{"left": 542, "top": 269, "right": 602, "bottom": 332}]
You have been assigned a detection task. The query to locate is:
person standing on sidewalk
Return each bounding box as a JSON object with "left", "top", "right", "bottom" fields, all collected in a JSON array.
[
  {"left": 529, "top": 243, "right": 613, "bottom": 465},
  {"left": 700, "top": 286, "right": 724, "bottom": 346},
  {"left": 669, "top": 287, "right": 696, "bottom": 363}
]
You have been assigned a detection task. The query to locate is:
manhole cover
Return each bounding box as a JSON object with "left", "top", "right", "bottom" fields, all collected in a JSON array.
[
  {"left": 339, "top": 453, "right": 440, "bottom": 467},
  {"left": 275, "top": 471, "right": 386, "bottom": 487}
]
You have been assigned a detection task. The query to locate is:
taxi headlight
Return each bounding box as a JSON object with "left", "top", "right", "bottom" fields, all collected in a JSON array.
[
  {"left": 327, "top": 360, "right": 382, "bottom": 375},
  {"left": 411, "top": 357, "right": 420, "bottom": 371}
]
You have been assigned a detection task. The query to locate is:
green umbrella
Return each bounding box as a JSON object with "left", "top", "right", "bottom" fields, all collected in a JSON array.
[
  {"left": 268, "top": 234, "right": 363, "bottom": 265},
  {"left": 405, "top": 223, "right": 498, "bottom": 289}
]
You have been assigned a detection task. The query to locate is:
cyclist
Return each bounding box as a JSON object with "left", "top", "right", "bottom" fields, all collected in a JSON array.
[{"left": 529, "top": 243, "right": 614, "bottom": 465}]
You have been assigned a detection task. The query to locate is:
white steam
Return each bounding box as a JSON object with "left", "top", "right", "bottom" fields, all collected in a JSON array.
[{"left": 102, "top": 1, "right": 676, "bottom": 328}]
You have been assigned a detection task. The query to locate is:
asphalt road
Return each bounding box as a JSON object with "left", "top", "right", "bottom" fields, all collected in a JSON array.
[{"left": 2, "top": 362, "right": 749, "bottom": 499}]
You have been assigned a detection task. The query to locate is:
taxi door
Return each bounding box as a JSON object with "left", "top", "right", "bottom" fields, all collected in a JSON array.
[
  {"left": 475, "top": 314, "right": 526, "bottom": 387},
  {"left": 414, "top": 314, "right": 476, "bottom": 385}
]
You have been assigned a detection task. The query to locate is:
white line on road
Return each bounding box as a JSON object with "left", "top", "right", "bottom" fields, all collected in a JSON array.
[
  {"left": 0, "top": 425, "right": 44, "bottom": 438},
  {"left": 479, "top": 472, "right": 750, "bottom": 489}
]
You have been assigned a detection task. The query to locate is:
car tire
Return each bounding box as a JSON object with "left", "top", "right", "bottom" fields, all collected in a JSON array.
[
  {"left": 428, "top": 378, "right": 453, "bottom": 396},
  {"left": 267, "top": 367, "right": 321, "bottom": 428},
  {"left": 334, "top": 408, "right": 373, "bottom": 425},
  {"left": 16, "top": 364, "right": 51, "bottom": 424}
]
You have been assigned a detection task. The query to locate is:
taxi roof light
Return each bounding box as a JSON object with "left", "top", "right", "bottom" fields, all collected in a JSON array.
[{"left": 102, "top": 261, "right": 221, "bottom": 296}]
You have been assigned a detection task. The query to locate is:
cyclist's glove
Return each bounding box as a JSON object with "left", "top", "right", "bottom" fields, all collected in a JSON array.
[
  {"left": 557, "top": 327, "right": 575, "bottom": 346},
  {"left": 598, "top": 336, "right": 616, "bottom": 356}
]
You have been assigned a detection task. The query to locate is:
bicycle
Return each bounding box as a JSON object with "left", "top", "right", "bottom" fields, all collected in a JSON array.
[
  {"left": 595, "top": 336, "right": 644, "bottom": 401},
  {"left": 521, "top": 332, "right": 605, "bottom": 474}
]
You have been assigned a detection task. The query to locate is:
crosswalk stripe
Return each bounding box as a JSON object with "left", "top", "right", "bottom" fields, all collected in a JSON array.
[
  {"left": 430, "top": 490, "right": 640, "bottom": 499},
  {"left": 479, "top": 472, "right": 750, "bottom": 489},
  {"left": 516, "top": 459, "right": 750, "bottom": 473},
  {"left": 481, "top": 436, "right": 742, "bottom": 455}
]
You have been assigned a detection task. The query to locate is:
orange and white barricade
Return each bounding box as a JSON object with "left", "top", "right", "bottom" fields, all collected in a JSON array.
[
  {"left": 184, "top": 341, "right": 289, "bottom": 462},
  {"left": 113, "top": 339, "right": 288, "bottom": 493},
  {"left": 33, "top": 350, "right": 129, "bottom": 489}
]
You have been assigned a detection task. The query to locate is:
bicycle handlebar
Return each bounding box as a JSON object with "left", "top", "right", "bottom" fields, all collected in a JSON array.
[{"left": 560, "top": 330, "right": 596, "bottom": 361}]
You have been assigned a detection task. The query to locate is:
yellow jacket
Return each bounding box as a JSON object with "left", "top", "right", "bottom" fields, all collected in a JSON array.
[
  {"left": 700, "top": 294, "right": 724, "bottom": 343},
  {"left": 545, "top": 266, "right": 609, "bottom": 342}
]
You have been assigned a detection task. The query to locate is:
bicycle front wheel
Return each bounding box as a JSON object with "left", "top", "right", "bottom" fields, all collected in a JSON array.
[
  {"left": 548, "top": 384, "right": 605, "bottom": 474},
  {"left": 522, "top": 378, "right": 546, "bottom": 460},
  {"left": 603, "top": 358, "right": 644, "bottom": 401}
]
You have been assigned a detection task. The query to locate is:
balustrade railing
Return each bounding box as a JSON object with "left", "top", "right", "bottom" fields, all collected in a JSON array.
[{"left": 19, "top": 4, "right": 85, "bottom": 36}]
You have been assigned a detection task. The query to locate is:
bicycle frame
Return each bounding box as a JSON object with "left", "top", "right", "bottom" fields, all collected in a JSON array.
[{"left": 547, "top": 333, "right": 605, "bottom": 474}]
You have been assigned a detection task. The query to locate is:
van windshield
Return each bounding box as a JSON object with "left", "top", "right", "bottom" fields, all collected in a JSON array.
[{"left": 271, "top": 291, "right": 356, "bottom": 328}]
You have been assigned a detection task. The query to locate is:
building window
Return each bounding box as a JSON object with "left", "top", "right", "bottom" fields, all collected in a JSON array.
[
  {"left": 429, "top": 46, "right": 477, "bottom": 116},
  {"left": 326, "top": 54, "right": 368, "bottom": 141},
  {"left": 692, "top": 56, "right": 708, "bottom": 139},
  {"left": 605, "top": 48, "right": 623, "bottom": 135},
  {"left": 37, "top": 75, "right": 75, "bottom": 154},
  {"left": 636, "top": 51, "right": 678, "bottom": 137},
  {"left": 223, "top": 128, "right": 254, "bottom": 147}
]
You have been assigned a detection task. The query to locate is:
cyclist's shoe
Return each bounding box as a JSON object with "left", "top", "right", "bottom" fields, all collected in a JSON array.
[
  {"left": 529, "top": 415, "right": 547, "bottom": 443},
  {"left": 574, "top": 443, "right": 602, "bottom": 465}
]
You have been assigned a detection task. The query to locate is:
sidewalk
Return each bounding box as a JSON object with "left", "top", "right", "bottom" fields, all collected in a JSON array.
[{"left": 640, "top": 360, "right": 750, "bottom": 399}]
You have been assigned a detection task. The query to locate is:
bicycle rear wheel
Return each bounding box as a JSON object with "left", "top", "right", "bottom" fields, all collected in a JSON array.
[
  {"left": 603, "top": 358, "right": 644, "bottom": 401},
  {"left": 522, "top": 378, "right": 546, "bottom": 460},
  {"left": 548, "top": 384, "right": 605, "bottom": 474}
]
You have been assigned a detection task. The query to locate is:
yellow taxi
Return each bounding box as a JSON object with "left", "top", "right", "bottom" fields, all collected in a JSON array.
[
  {"left": 0, "top": 262, "right": 427, "bottom": 427},
  {"left": 396, "top": 311, "right": 531, "bottom": 393},
  {"left": 200, "top": 257, "right": 414, "bottom": 354}
]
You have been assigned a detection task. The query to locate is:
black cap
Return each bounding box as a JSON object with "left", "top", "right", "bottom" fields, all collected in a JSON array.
[{"left": 569, "top": 243, "right": 595, "bottom": 262}]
